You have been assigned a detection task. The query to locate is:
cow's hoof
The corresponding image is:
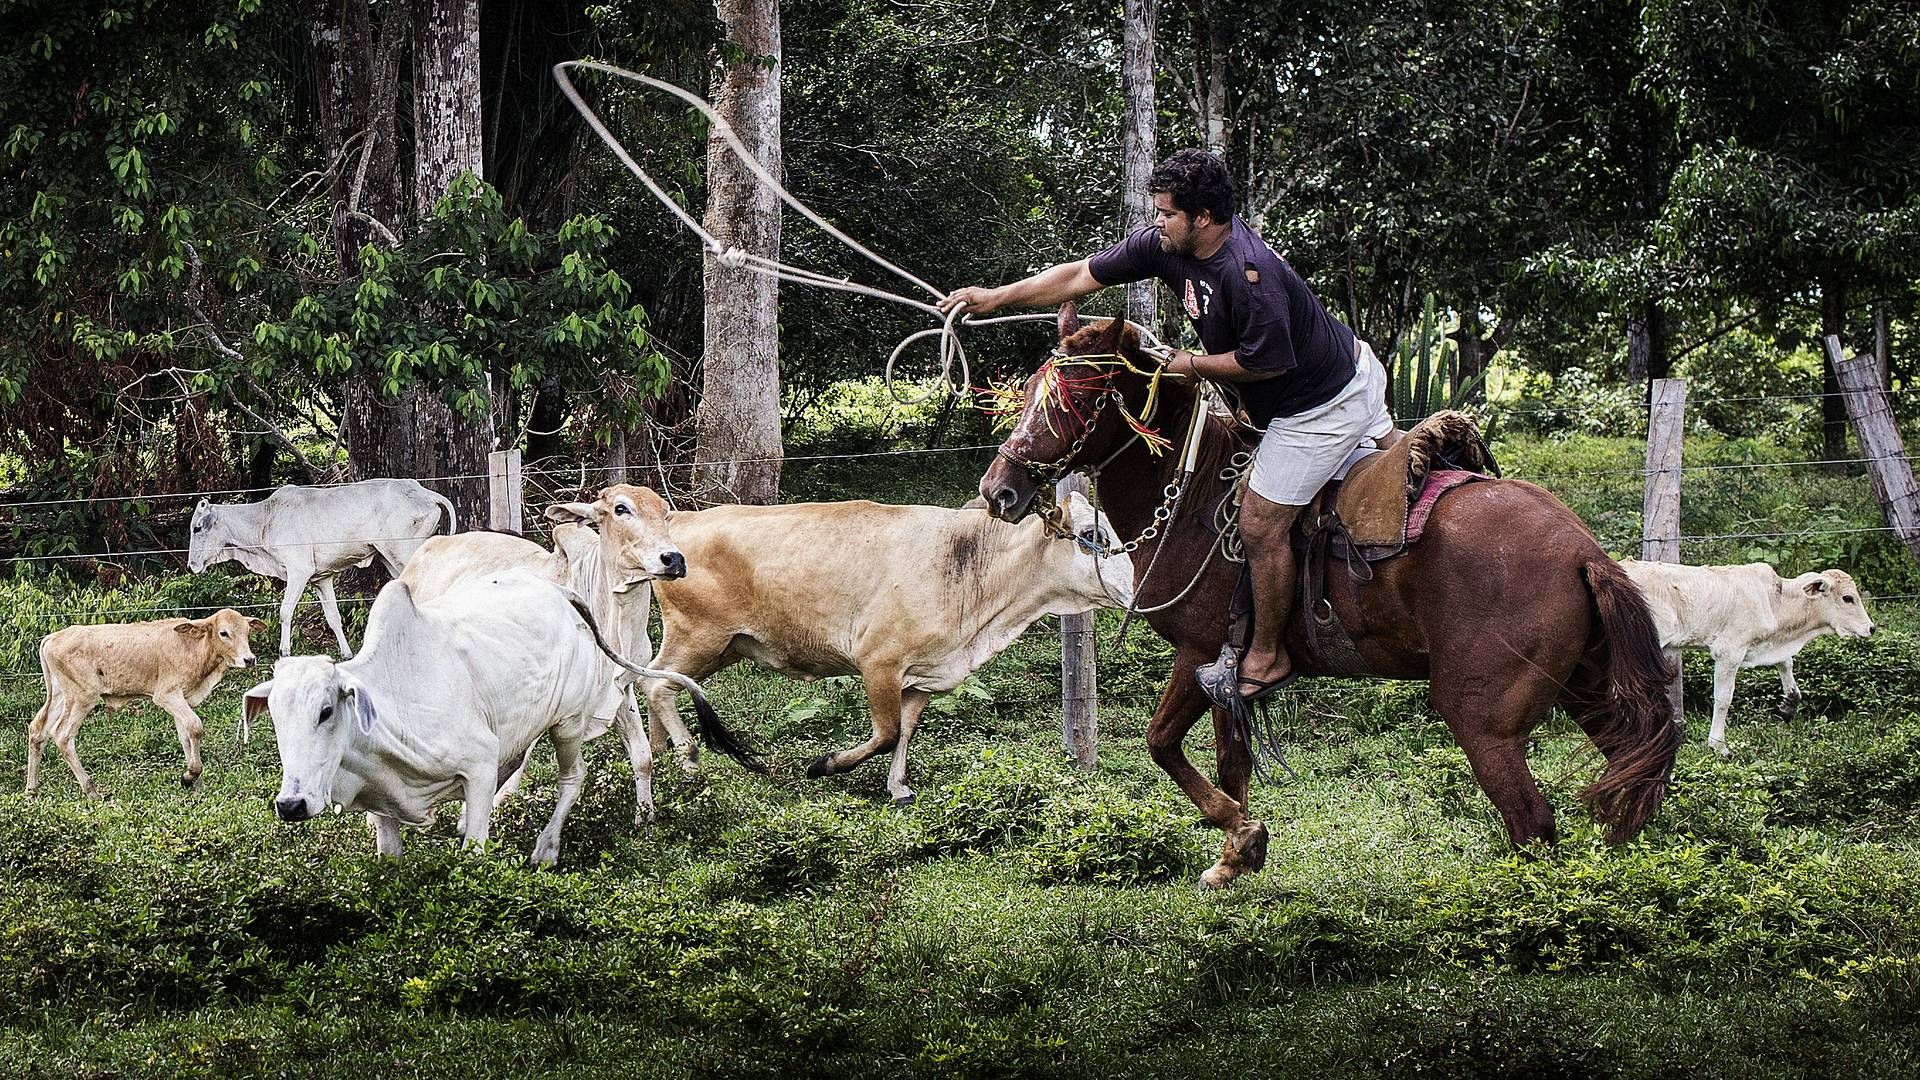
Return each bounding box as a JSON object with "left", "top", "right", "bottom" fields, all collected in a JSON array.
[
  {"left": 890, "top": 792, "right": 916, "bottom": 808},
  {"left": 806, "top": 755, "right": 835, "bottom": 779},
  {"left": 1777, "top": 696, "right": 1801, "bottom": 723},
  {"left": 531, "top": 837, "right": 560, "bottom": 868},
  {"left": 676, "top": 754, "right": 703, "bottom": 779},
  {"left": 1709, "top": 739, "right": 1732, "bottom": 758},
  {"left": 180, "top": 773, "right": 202, "bottom": 791}
]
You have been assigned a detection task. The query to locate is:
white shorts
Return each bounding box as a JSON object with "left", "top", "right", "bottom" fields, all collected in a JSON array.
[{"left": 1245, "top": 341, "right": 1395, "bottom": 505}]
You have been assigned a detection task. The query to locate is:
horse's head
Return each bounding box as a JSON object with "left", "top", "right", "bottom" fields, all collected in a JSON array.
[{"left": 977, "top": 304, "right": 1168, "bottom": 521}]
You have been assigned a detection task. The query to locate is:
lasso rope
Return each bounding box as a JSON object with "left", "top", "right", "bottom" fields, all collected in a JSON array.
[{"left": 551, "top": 60, "right": 1174, "bottom": 401}]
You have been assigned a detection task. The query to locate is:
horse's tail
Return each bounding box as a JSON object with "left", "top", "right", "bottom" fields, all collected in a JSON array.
[{"left": 1578, "top": 557, "right": 1682, "bottom": 843}]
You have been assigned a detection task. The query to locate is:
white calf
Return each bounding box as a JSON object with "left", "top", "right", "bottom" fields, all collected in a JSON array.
[{"left": 1620, "top": 560, "right": 1876, "bottom": 755}]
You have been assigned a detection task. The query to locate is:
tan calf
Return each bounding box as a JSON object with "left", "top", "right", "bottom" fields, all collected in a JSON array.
[{"left": 28, "top": 608, "right": 264, "bottom": 796}]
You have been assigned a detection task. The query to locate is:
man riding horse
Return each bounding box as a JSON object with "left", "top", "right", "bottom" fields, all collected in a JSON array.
[{"left": 940, "top": 148, "right": 1390, "bottom": 711}]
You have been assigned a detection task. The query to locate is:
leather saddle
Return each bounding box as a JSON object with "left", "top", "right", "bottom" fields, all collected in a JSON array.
[{"left": 1227, "top": 410, "right": 1501, "bottom": 678}]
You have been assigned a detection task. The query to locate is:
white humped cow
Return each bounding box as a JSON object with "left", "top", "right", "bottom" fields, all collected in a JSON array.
[
  {"left": 189, "top": 478, "right": 455, "bottom": 658},
  {"left": 399, "top": 485, "right": 757, "bottom": 825},
  {"left": 246, "top": 570, "right": 742, "bottom": 864}
]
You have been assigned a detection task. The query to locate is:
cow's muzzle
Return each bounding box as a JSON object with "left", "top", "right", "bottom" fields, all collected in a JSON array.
[
  {"left": 274, "top": 796, "right": 315, "bottom": 822},
  {"left": 659, "top": 551, "right": 687, "bottom": 579}
]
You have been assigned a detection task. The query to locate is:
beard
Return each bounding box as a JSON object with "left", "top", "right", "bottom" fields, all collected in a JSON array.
[{"left": 1158, "top": 229, "right": 1197, "bottom": 257}]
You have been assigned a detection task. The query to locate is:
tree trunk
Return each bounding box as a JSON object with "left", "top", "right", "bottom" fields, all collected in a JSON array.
[
  {"left": 694, "top": 0, "right": 782, "bottom": 505},
  {"left": 313, "top": 2, "right": 421, "bottom": 485},
  {"left": 1192, "top": 0, "right": 1228, "bottom": 155},
  {"left": 1821, "top": 277, "right": 1851, "bottom": 469},
  {"left": 1122, "top": 0, "right": 1158, "bottom": 331},
  {"left": 412, "top": 0, "right": 495, "bottom": 523},
  {"left": 1450, "top": 304, "right": 1491, "bottom": 399},
  {"left": 1875, "top": 302, "right": 1892, "bottom": 387},
  {"left": 1626, "top": 300, "right": 1669, "bottom": 386}
]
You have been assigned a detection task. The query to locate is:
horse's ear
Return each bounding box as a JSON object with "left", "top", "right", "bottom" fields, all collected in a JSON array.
[
  {"left": 1097, "top": 315, "right": 1127, "bottom": 351},
  {"left": 1057, "top": 303, "right": 1081, "bottom": 340}
]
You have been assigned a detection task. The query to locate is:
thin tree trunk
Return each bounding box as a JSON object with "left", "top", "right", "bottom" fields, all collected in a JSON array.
[
  {"left": 412, "top": 0, "right": 494, "bottom": 522},
  {"left": 1194, "top": 0, "right": 1228, "bottom": 155},
  {"left": 1122, "top": 0, "right": 1158, "bottom": 331},
  {"left": 315, "top": 1, "right": 420, "bottom": 485},
  {"left": 1627, "top": 301, "right": 1668, "bottom": 385},
  {"left": 694, "top": 0, "right": 782, "bottom": 505},
  {"left": 1821, "top": 277, "right": 1851, "bottom": 469}
]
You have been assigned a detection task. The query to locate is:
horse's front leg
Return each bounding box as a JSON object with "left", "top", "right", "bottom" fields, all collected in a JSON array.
[{"left": 1147, "top": 649, "right": 1269, "bottom": 889}]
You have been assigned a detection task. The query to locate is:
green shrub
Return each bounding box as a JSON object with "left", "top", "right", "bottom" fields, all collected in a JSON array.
[
  {"left": 1021, "top": 789, "right": 1199, "bottom": 885},
  {"left": 912, "top": 747, "right": 1075, "bottom": 855},
  {"left": 716, "top": 798, "right": 917, "bottom": 899},
  {"left": 1768, "top": 713, "right": 1920, "bottom": 834}
]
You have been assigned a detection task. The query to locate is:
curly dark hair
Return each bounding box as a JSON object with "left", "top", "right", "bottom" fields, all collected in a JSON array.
[{"left": 1147, "top": 149, "right": 1233, "bottom": 223}]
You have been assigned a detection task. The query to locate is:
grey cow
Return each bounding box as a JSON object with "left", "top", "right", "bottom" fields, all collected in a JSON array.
[{"left": 188, "top": 479, "right": 455, "bottom": 657}]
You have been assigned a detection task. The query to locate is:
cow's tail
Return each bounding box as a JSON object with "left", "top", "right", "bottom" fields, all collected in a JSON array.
[
  {"left": 562, "top": 593, "right": 768, "bottom": 774},
  {"left": 1578, "top": 558, "right": 1682, "bottom": 843},
  {"left": 428, "top": 489, "right": 457, "bottom": 535}
]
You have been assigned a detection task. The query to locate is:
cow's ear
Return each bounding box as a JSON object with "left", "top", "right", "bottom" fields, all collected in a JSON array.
[
  {"left": 247, "top": 617, "right": 268, "bottom": 633},
  {"left": 1057, "top": 302, "right": 1081, "bottom": 340},
  {"left": 346, "top": 680, "right": 378, "bottom": 735},
  {"left": 241, "top": 681, "right": 272, "bottom": 746},
  {"left": 175, "top": 621, "right": 208, "bottom": 638},
  {"left": 544, "top": 502, "right": 599, "bottom": 527},
  {"left": 1804, "top": 577, "right": 1831, "bottom": 596}
]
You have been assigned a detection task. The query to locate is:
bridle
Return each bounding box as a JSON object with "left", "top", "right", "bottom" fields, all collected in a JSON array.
[{"left": 991, "top": 348, "right": 1169, "bottom": 487}]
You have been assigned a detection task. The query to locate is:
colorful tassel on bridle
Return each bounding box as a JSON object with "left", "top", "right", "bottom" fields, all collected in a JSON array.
[{"left": 971, "top": 351, "right": 1172, "bottom": 455}]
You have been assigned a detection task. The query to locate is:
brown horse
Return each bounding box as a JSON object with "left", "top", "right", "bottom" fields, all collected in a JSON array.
[{"left": 977, "top": 307, "right": 1680, "bottom": 888}]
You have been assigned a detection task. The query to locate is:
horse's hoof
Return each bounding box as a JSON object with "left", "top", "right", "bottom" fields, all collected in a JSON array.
[
  {"left": 1235, "top": 820, "right": 1270, "bottom": 874},
  {"left": 1198, "top": 863, "right": 1239, "bottom": 890},
  {"left": 806, "top": 755, "right": 834, "bottom": 779}
]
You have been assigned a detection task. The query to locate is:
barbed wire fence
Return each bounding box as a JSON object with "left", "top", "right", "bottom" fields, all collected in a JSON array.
[{"left": 2, "top": 381, "right": 1917, "bottom": 725}]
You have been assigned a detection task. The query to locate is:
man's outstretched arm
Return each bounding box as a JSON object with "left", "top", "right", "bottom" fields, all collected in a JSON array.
[{"left": 938, "top": 259, "right": 1104, "bottom": 316}]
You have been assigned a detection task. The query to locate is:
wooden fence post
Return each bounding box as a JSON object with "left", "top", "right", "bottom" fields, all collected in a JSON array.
[
  {"left": 488, "top": 448, "right": 523, "bottom": 534},
  {"left": 1058, "top": 474, "right": 1098, "bottom": 771},
  {"left": 1827, "top": 335, "right": 1920, "bottom": 564},
  {"left": 1643, "top": 378, "right": 1687, "bottom": 721},
  {"left": 607, "top": 429, "right": 629, "bottom": 485}
]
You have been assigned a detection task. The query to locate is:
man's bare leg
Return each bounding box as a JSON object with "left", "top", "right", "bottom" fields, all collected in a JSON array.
[{"left": 1235, "top": 492, "right": 1305, "bottom": 688}]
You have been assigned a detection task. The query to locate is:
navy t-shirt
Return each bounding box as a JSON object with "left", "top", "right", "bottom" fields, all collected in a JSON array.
[{"left": 1087, "top": 217, "right": 1356, "bottom": 427}]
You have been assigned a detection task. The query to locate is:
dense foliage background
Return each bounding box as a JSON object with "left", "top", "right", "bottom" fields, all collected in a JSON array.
[{"left": 2, "top": 1, "right": 1918, "bottom": 1074}]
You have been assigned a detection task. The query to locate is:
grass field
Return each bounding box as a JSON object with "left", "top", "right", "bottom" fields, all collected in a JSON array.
[{"left": 1, "top": 430, "right": 1917, "bottom": 1078}]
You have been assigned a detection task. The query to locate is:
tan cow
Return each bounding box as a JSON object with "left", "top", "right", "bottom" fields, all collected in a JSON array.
[
  {"left": 28, "top": 608, "right": 265, "bottom": 796},
  {"left": 1620, "top": 560, "right": 1876, "bottom": 755},
  {"left": 645, "top": 492, "right": 1134, "bottom": 804}
]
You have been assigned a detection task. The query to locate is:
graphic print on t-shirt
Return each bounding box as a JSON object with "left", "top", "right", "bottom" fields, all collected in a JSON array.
[{"left": 1182, "top": 278, "right": 1212, "bottom": 318}]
